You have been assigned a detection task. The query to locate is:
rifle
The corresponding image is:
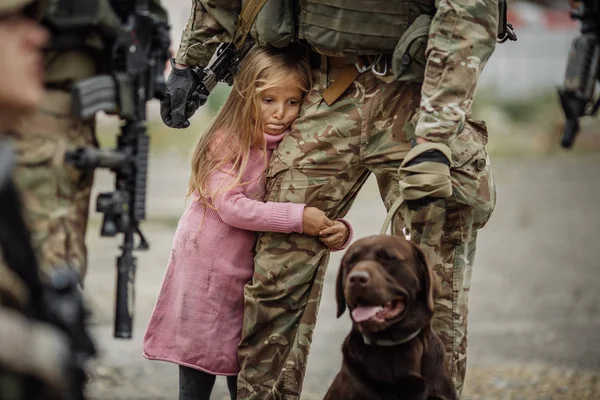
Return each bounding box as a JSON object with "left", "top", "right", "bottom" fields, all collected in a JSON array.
[
  {"left": 0, "top": 142, "right": 96, "bottom": 400},
  {"left": 191, "top": 42, "right": 242, "bottom": 99},
  {"left": 60, "top": 0, "right": 171, "bottom": 339},
  {"left": 558, "top": 0, "right": 600, "bottom": 149}
]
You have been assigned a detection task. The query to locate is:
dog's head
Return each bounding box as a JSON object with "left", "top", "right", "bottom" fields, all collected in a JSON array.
[{"left": 336, "top": 235, "right": 438, "bottom": 335}]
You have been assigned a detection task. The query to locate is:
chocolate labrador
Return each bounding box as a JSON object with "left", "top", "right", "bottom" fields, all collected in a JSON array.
[{"left": 323, "top": 235, "right": 456, "bottom": 400}]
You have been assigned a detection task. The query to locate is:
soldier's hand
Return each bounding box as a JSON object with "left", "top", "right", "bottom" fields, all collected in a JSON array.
[
  {"left": 399, "top": 141, "right": 452, "bottom": 211},
  {"left": 160, "top": 59, "right": 207, "bottom": 128}
]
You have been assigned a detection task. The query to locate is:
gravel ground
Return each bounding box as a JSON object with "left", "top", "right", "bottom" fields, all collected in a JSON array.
[{"left": 83, "top": 152, "right": 600, "bottom": 400}]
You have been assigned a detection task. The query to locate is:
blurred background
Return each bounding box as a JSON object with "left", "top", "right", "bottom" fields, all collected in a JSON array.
[{"left": 85, "top": 1, "right": 600, "bottom": 399}]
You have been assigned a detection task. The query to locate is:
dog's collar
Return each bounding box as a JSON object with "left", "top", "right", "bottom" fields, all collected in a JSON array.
[{"left": 362, "top": 328, "right": 422, "bottom": 346}]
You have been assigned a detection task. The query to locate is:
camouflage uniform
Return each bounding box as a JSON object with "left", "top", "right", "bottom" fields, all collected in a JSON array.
[
  {"left": 8, "top": 86, "right": 97, "bottom": 281},
  {"left": 0, "top": 2, "right": 74, "bottom": 397},
  {"left": 176, "top": 1, "right": 498, "bottom": 398},
  {"left": 0, "top": 48, "right": 99, "bottom": 282},
  {"left": 4, "top": 0, "right": 169, "bottom": 283}
]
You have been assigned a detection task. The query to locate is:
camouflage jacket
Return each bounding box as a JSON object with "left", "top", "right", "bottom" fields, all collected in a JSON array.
[{"left": 175, "top": 0, "right": 498, "bottom": 144}]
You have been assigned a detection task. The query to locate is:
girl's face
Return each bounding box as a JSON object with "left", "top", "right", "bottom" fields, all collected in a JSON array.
[
  {"left": 0, "top": 14, "right": 48, "bottom": 124},
  {"left": 259, "top": 79, "right": 303, "bottom": 136}
]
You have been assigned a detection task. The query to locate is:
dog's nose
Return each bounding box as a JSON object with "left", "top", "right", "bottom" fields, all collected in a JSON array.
[{"left": 348, "top": 271, "right": 370, "bottom": 286}]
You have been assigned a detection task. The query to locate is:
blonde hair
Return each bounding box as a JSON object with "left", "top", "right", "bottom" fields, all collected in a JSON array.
[{"left": 188, "top": 45, "right": 311, "bottom": 208}]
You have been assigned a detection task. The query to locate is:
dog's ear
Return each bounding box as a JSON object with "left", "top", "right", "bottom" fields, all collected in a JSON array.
[
  {"left": 335, "top": 258, "right": 347, "bottom": 318},
  {"left": 412, "top": 243, "right": 437, "bottom": 313}
]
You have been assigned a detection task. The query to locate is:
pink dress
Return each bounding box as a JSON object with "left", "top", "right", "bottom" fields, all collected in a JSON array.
[{"left": 143, "top": 132, "right": 353, "bottom": 375}]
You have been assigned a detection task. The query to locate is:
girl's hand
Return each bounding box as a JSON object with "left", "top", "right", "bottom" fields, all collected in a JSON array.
[
  {"left": 302, "top": 207, "right": 334, "bottom": 236},
  {"left": 319, "top": 220, "right": 349, "bottom": 249}
]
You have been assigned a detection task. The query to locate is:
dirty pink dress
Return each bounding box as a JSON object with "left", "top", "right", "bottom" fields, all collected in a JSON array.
[{"left": 142, "top": 132, "right": 306, "bottom": 375}]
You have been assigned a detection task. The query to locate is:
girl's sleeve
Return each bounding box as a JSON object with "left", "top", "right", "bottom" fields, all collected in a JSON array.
[
  {"left": 209, "top": 166, "right": 305, "bottom": 233},
  {"left": 330, "top": 218, "right": 354, "bottom": 252}
]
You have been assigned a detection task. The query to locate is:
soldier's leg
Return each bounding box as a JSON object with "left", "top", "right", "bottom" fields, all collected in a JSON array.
[
  {"left": 237, "top": 71, "right": 374, "bottom": 400},
  {"left": 406, "top": 120, "right": 496, "bottom": 396},
  {"left": 10, "top": 89, "right": 96, "bottom": 281},
  {"left": 364, "top": 79, "right": 421, "bottom": 228}
]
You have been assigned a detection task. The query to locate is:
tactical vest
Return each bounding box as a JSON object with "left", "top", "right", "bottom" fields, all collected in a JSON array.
[
  {"left": 41, "top": 0, "right": 121, "bottom": 85},
  {"left": 299, "top": 0, "right": 435, "bottom": 55},
  {"left": 238, "top": 0, "right": 436, "bottom": 81}
]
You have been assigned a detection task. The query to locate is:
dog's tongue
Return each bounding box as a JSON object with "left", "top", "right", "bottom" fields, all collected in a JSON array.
[{"left": 352, "top": 305, "right": 384, "bottom": 322}]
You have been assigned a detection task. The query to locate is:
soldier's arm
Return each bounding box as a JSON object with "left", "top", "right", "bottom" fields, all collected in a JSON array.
[
  {"left": 414, "top": 0, "right": 498, "bottom": 145},
  {"left": 175, "top": 0, "right": 241, "bottom": 67}
]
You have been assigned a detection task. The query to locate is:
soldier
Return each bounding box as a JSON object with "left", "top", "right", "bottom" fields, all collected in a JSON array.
[
  {"left": 0, "top": 1, "right": 104, "bottom": 283},
  {"left": 0, "top": 0, "right": 168, "bottom": 287},
  {"left": 0, "top": 1, "right": 74, "bottom": 398},
  {"left": 161, "top": 1, "right": 498, "bottom": 399}
]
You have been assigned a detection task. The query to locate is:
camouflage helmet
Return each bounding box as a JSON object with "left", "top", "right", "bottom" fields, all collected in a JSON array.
[{"left": 0, "top": 0, "right": 36, "bottom": 16}]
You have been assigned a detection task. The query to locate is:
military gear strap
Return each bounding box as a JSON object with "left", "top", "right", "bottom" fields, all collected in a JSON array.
[
  {"left": 322, "top": 65, "right": 359, "bottom": 106},
  {"left": 380, "top": 142, "right": 452, "bottom": 237},
  {"left": 497, "top": 0, "right": 518, "bottom": 43},
  {"left": 234, "top": 0, "right": 270, "bottom": 49}
]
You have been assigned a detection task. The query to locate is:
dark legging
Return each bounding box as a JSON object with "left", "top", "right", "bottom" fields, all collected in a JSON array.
[{"left": 179, "top": 366, "right": 237, "bottom": 400}]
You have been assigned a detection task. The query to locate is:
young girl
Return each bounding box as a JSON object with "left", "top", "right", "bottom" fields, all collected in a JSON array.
[{"left": 142, "top": 45, "right": 353, "bottom": 400}]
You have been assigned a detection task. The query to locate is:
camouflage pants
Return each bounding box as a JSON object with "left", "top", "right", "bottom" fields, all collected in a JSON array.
[
  {"left": 237, "top": 70, "right": 495, "bottom": 399},
  {"left": 0, "top": 89, "right": 96, "bottom": 282}
]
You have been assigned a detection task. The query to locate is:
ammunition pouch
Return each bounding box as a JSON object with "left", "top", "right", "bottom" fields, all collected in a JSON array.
[
  {"left": 246, "top": 0, "right": 295, "bottom": 48},
  {"left": 392, "top": 14, "right": 432, "bottom": 82}
]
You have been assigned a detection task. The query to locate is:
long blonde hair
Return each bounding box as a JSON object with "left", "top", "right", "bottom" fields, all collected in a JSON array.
[{"left": 188, "top": 45, "right": 311, "bottom": 208}]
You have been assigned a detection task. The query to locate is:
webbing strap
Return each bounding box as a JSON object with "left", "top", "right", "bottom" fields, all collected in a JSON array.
[
  {"left": 380, "top": 143, "right": 453, "bottom": 237},
  {"left": 233, "top": 0, "right": 270, "bottom": 49},
  {"left": 322, "top": 65, "right": 359, "bottom": 106}
]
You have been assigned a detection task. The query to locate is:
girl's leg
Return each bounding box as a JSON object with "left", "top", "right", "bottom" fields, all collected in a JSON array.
[
  {"left": 226, "top": 375, "right": 237, "bottom": 400},
  {"left": 179, "top": 366, "right": 216, "bottom": 400}
]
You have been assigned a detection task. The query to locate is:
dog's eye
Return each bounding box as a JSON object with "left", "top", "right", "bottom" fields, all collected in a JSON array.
[
  {"left": 376, "top": 249, "right": 397, "bottom": 262},
  {"left": 345, "top": 252, "right": 361, "bottom": 266}
]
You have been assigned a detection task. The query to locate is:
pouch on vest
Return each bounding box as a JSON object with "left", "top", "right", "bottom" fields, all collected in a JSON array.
[
  {"left": 392, "top": 14, "right": 432, "bottom": 82},
  {"left": 244, "top": 0, "right": 295, "bottom": 48}
]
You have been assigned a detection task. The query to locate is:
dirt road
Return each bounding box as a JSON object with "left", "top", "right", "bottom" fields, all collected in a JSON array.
[{"left": 83, "top": 153, "right": 600, "bottom": 400}]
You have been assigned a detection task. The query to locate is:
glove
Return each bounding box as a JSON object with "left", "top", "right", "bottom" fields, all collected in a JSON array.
[
  {"left": 398, "top": 143, "right": 452, "bottom": 211},
  {"left": 160, "top": 59, "right": 207, "bottom": 128}
]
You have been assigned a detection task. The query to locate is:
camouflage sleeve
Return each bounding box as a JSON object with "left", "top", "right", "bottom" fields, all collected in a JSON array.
[
  {"left": 415, "top": 0, "right": 499, "bottom": 145},
  {"left": 175, "top": 0, "right": 241, "bottom": 67}
]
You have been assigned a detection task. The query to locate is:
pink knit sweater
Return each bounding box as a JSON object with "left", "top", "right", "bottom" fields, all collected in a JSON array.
[{"left": 142, "top": 132, "right": 352, "bottom": 375}]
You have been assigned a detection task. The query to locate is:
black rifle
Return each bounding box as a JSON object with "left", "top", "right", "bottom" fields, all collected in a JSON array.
[
  {"left": 0, "top": 142, "right": 96, "bottom": 400},
  {"left": 558, "top": 0, "right": 600, "bottom": 149},
  {"left": 61, "top": 0, "right": 171, "bottom": 339},
  {"left": 191, "top": 42, "right": 242, "bottom": 99}
]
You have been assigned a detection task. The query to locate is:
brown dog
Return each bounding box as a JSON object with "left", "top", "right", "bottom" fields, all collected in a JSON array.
[{"left": 323, "top": 235, "right": 456, "bottom": 400}]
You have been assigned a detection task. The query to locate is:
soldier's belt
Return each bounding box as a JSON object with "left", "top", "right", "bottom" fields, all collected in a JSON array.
[{"left": 310, "top": 53, "right": 381, "bottom": 106}]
